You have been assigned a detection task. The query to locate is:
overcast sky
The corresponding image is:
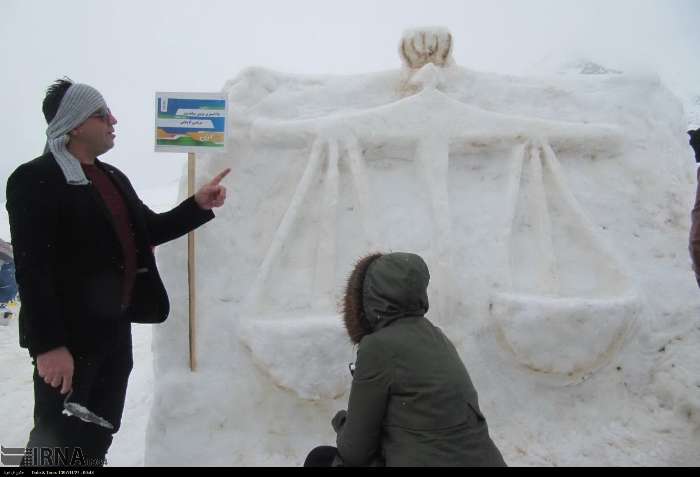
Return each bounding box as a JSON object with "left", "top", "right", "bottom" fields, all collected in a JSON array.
[{"left": 1, "top": 0, "right": 698, "bottom": 193}]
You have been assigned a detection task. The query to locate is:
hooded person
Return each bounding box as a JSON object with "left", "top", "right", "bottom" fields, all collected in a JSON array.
[{"left": 304, "top": 252, "right": 506, "bottom": 467}]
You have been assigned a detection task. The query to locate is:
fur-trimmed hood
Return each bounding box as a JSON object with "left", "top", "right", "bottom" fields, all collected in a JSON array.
[{"left": 342, "top": 252, "right": 430, "bottom": 344}]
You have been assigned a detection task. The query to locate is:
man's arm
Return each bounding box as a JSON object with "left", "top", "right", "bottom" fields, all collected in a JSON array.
[
  {"left": 141, "top": 196, "right": 215, "bottom": 247},
  {"left": 112, "top": 167, "right": 229, "bottom": 247},
  {"left": 143, "top": 168, "right": 229, "bottom": 245}
]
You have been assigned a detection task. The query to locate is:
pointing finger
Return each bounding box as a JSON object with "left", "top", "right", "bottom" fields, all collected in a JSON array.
[{"left": 209, "top": 168, "right": 231, "bottom": 186}]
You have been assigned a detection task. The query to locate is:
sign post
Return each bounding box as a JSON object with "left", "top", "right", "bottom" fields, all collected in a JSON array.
[
  {"left": 187, "top": 152, "right": 196, "bottom": 371},
  {"left": 155, "top": 92, "right": 228, "bottom": 371}
]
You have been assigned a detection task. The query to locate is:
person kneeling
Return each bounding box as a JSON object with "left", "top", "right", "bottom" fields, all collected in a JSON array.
[{"left": 305, "top": 252, "right": 506, "bottom": 467}]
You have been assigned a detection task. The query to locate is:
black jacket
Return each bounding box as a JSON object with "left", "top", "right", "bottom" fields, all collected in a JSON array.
[{"left": 6, "top": 153, "right": 214, "bottom": 357}]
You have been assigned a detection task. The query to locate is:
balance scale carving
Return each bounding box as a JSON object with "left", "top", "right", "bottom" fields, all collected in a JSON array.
[{"left": 234, "top": 30, "right": 639, "bottom": 399}]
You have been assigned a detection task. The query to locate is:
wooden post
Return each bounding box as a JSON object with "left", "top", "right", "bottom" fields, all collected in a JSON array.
[{"left": 188, "top": 153, "right": 197, "bottom": 372}]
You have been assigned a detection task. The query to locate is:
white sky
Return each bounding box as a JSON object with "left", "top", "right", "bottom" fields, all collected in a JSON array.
[{"left": 1, "top": 0, "right": 698, "bottom": 194}]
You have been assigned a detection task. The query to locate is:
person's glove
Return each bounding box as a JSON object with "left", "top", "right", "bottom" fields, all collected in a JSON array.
[
  {"left": 331, "top": 410, "right": 347, "bottom": 433},
  {"left": 689, "top": 129, "right": 700, "bottom": 162}
]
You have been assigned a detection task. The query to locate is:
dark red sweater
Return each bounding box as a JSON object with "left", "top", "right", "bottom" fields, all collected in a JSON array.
[{"left": 82, "top": 163, "right": 137, "bottom": 306}]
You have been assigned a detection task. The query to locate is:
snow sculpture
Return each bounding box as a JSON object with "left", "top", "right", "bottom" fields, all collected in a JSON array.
[
  {"left": 148, "top": 26, "right": 698, "bottom": 466},
  {"left": 235, "top": 28, "right": 637, "bottom": 394}
]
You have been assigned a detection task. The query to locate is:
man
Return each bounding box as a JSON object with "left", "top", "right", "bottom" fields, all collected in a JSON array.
[
  {"left": 688, "top": 128, "right": 700, "bottom": 287},
  {"left": 6, "top": 78, "right": 230, "bottom": 466}
]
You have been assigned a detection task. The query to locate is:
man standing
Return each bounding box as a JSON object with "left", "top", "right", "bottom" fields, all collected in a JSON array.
[{"left": 6, "top": 78, "right": 229, "bottom": 466}]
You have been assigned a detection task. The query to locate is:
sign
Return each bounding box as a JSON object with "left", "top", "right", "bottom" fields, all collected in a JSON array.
[
  {"left": 153, "top": 91, "right": 229, "bottom": 370},
  {"left": 155, "top": 92, "right": 228, "bottom": 152}
]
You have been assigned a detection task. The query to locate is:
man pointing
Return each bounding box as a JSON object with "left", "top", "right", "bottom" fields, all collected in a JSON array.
[{"left": 6, "top": 78, "right": 230, "bottom": 466}]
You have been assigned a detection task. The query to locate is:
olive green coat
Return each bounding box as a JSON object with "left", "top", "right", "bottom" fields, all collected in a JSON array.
[{"left": 336, "top": 252, "right": 506, "bottom": 467}]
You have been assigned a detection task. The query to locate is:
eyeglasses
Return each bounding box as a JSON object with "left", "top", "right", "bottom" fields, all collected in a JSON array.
[{"left": 89, "top": 107, "right": 112, "bottom": 121}]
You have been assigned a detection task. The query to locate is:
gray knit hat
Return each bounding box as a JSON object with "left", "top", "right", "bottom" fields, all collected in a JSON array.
[{"left": 45, "top": 83, "right": 109, "bottom": 185}]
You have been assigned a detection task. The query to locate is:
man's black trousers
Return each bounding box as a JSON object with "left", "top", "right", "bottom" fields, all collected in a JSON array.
[{"left": 22, "top": 324, "right": 133, "bottom": 467}]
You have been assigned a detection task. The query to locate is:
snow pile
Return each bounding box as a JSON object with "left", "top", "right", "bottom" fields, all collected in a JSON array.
[
  {"left": 146, "top": 28, "right": 700, "bottom": 466},
  {"left": 688, "top": 96, "right": 700, "bottom": 128}
]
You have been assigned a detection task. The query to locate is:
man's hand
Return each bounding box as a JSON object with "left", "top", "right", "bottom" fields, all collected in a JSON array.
[
  {"left": 194, "top": 168, "right": 231, "bottom": 210},
  {"left": 36, "top": 346, "right": 74, "bottom": 394}
]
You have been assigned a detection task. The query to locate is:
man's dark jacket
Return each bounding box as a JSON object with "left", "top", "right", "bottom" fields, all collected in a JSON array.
[{"left": 6, "top": 152, "right": 214, "bottom": 357}]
